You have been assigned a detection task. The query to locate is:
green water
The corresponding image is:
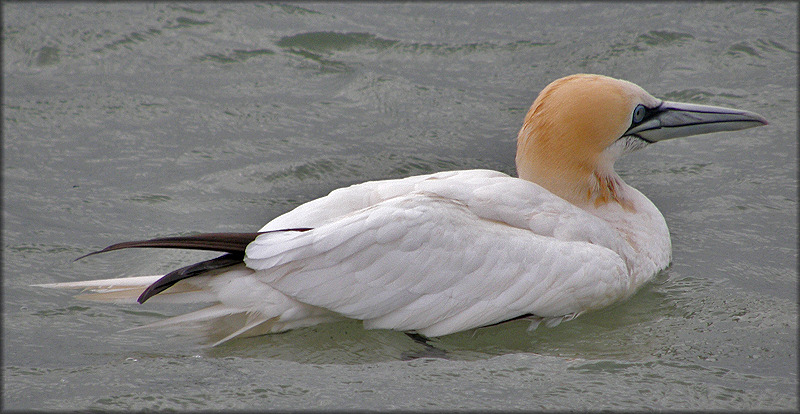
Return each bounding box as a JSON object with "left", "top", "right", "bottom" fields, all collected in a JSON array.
[{"left": 3, "top": 2, "right": 797, "bottom": 410}]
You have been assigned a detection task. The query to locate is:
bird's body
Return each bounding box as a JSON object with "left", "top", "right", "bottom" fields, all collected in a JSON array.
[
  {"left": 39, "top": 74, "right": 766, "bottom": 346},
  {"left": 250, "top": 168, "right": 668, "bottom": 336}
]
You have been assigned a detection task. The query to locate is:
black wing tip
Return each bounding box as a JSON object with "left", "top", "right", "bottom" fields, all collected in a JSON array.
[
  {"left": 74, "top": 251, "right": 99, "bottom": 262},
  {"left": 136, "top": 252, "right": 246, "bottom": 303},
  {"left": 74, "top": 228, "right": 315, "bottom": 261},
  {"left": 77, "top": 228, "right": 316, "bottom": 302},
  {"left": 74, "top": 246, "right": 120, "bottom": 261},
  {"left": 137, "top": 284, "right": 163, "bottom": 304}
]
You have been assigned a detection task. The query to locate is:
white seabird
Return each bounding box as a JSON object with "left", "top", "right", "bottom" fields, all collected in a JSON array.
[{"left": 38, "top": 74, "right": 767, "bottom": 346}]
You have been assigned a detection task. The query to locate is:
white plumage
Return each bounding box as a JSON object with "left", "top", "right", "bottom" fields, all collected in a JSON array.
[
  {"left": 249, "top": 170, "right": 642, "bottom": 336},
  {"left": 37, "top": 74, "right": 767, "bottom": 345}
]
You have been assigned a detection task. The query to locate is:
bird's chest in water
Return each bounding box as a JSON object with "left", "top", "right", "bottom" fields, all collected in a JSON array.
[{"left": 593, "top": 201, "right": 672, "bottom": 287}]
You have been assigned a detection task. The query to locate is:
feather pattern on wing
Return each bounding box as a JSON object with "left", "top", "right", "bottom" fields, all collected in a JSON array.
[{"left": 243, "top": 170, "right": 635, "bottom": 336}]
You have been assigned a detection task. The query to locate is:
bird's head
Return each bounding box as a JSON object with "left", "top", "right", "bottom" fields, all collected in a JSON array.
[{"left": 516, "top": 74, "right": 767, "bottom": 208}]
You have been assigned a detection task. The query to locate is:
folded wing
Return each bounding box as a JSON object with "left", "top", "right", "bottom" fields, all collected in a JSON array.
[{"left": 245, "top": 171, "right": 632, "bottom": 336}]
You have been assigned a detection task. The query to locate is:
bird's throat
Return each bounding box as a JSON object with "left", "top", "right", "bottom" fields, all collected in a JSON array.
[{"left": 587, "top": 171, "right": 635, "bottom": 212}]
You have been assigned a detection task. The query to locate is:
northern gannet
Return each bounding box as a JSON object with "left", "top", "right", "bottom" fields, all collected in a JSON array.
[{"left": 38, "top": 74, "right": 767, "bottom": 346}]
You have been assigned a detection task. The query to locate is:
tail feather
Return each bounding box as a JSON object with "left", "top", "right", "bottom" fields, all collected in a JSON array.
[
  {"left": 208, "top": 313, "right": 276, "bottom": 347},
  {"left": 127, "top": 304, "right": 341, "bottom": 346},
  {"left": 35, "top": 276, "right": 162, "bottom": 304},
  {"left": 37, "top": 271, "right": 343, "bottom": 346},
  {"left": 35, "top": 275, "right": 218, "bottom": 304},
  {"left": 71, "top": 229, "right": 313, "bottom": 304},
  {"left": 38, "top": 278, "right": 292, "bottom": 345},
  {"left": 123, "top": 303, "right": 249, "bottom": 332},
  {"left": 117, "top": 304, "right": 275, "bottom": 346},
  {"left": 36, "top": 228, "right": 338, "bottom": 346}
]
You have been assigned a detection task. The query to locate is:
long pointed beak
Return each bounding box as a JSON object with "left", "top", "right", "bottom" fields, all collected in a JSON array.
[{"left": 625, "top": 101, "right": 768, "bottom": 143}]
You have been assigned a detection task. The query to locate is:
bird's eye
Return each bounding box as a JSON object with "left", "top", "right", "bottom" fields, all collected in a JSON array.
[{"left": 632, "top": 104, "right": 647, "bottom": 124}]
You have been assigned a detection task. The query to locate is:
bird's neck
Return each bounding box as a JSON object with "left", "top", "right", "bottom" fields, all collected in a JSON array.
[{"left": 516, "top": 152, "right": 634, "bottom": 211}]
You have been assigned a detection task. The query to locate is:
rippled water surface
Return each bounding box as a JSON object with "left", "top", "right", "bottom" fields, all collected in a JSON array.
[{"left": 3, "top": 2, "right": 797, "bottom": 410}]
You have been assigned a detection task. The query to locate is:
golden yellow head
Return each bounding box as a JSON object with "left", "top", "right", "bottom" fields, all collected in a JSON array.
[{"left": 515, "top": 73, "right": 766, "bottom": 208}]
